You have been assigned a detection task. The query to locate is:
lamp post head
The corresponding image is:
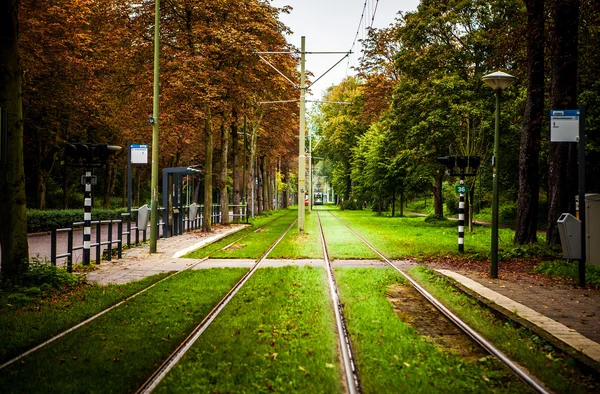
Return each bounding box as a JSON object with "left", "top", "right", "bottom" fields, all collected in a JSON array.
[{"left": 482, "top": 71, "right": 516, "bottom": 90}]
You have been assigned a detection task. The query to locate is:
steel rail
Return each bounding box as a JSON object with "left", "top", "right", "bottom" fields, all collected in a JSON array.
[
  {"left": 316, "top": 210, "right": 362, "bottom": 394},
  {"left": 323, "top": 209, "right": 550, "bottom": 394},
  {"left": 1, "top": 212, "right": 295, "bottom": 371},
  {"left": 0, "top": 258, "right": 209, "bottom": 371},
  {"left": 221, "top": 210, "right": 296, "bottom": 251},
  {"left": 136, "top": 218, "right": 298, "bottom": 394}
]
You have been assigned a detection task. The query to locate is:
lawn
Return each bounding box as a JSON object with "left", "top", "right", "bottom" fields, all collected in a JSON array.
[
  {"left": 155, "top": 266, "right": 343, "bottom": 393},
  {"left": 0, "top": 269, "right": 248, "bottom": 393}
]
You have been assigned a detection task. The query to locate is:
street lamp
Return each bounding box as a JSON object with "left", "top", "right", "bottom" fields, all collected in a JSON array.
[{"left": 482, "top": 71, "right": 515, "bottom": 278}]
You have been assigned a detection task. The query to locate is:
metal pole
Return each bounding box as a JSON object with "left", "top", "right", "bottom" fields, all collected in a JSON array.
[
  {"left": 308, "top": 133, "right": 312, "bottom": 213},
  {"left": 458, "top": 175, "right": 465, "bottom": 253},
  {"left": 491, "top": 89, "right": 501, "bottom": 278},
  {"left": 578, "top": 104, "right": 586, "bottom": 286},
  {"left": 127, "top": 142, "right": 132, "bottom": 213},
  {"left": 298, "top": 36, "right": 306, "bottom": 232},
  {"left": 83, "top": 170, "right": 92, "bottom": 265},
  {"left": 243, "top": 116, "right": 247, "bottom": 204},
  {"left": 149, "top": 0, "right": 160, "bottom": 253}
]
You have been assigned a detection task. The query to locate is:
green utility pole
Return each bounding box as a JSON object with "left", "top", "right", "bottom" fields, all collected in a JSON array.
[
  {"left": 308, "top": 132, "right": 312, "bottom": 214},
  {"left": 149, "top": 0, "right": 160, "bottom": 253},
  {"left": 490, "top": 89, "right": 500, "bottom": 277},
  {"left": 298, "top": 36, "right": 306, "bottom": 232}
]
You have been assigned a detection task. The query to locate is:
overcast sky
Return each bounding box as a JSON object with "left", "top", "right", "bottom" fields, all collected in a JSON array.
[{"left": 269, "top": 0, "right": 420, "bottom": 102}]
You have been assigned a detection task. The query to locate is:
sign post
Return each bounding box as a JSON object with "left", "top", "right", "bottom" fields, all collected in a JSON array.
[
  {"left": 550, "top": 107, "right": 586, "bottom": 286},
  {"left": 127, "top": 143, "right": 148, "bottom": 213}
]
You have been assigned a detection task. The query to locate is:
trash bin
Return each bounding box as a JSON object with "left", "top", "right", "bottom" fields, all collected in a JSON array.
[{"left": 557, "top": 213, "right": 581, "bottom": 259}]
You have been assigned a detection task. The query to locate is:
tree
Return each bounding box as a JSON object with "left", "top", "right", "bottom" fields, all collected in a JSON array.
[
  {"left": 515, "top": 0, "right": 545, "bottom": 244},
  {"left": 1, "top": 0, "right": 29, "bottom": 278},
  {"left": 546, "top": 0, "right": 579, "bottom": 244}
]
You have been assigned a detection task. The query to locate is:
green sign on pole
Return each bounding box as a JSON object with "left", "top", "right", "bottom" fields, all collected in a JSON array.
[{"left": 455, "top": 184, "right": 468, "bottom": 194}]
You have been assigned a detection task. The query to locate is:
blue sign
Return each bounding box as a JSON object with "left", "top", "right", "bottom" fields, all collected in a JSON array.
[
  {"left": 131, "top": 144, "right": 148, "bottom": 164},
  {"left": 550, "top": 110, "right": 579, "bottom": 142}
]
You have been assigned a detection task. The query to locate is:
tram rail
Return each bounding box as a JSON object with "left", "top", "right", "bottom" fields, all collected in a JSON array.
[
  {"left": 135, "top": 218, "right": 298, "bottom": 393},
  {"left": 0, "top": 210, "right": 295, "bottom": 372},
  {"left": 319, "top": 207, "right": 551, "bottom": 394}
]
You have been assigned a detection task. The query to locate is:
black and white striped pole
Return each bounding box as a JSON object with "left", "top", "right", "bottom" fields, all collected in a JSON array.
[
  {"left": 458, "top": 176, "right": 465, "bottom": 253},
  {"left": 83, "top": 170, "right": 93, "bottom": 265},
  {"left": 437, "top": 156, "right": 480, "bottom": 254}
]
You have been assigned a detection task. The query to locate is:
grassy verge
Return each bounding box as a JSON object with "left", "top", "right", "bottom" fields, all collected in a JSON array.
[
  {"left": 156, "top": 266, "right": 343, "bottom": 393},
  {"left": 0, "top": 269, "right": 247, "bottom": 393},
  {"left": 0, "top": 272, "right": 170, "bottom": 363},
  {"left": 408, "top": 266, "right": 599, "bottom": 393},
  {"left": 269, "top": 211, "right": 323, "bottom": 259},
  {"left": 534, "top": 259, "right": 600, "bottom": 287},
  {"left": 335, "top": 267, "right": 529, "bottom": 393},
  {"left": 317, "top": 209, "right": 378, "bottom": 260},
  {"left": 184, "top": 209, "right": 296, "bottom": 259},
  {"left": 328, "top": 207, "right": 538, "bottom": 260}
]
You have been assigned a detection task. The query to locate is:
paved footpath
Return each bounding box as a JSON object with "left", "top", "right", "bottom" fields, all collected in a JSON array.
[{"left": 84, "top": 227, "right": 600, "bottom": 370}]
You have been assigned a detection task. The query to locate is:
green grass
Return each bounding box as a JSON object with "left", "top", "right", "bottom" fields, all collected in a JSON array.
[
  {"left": 269, "top": 211, "right": 324, "bottom": 259},
  {"left": 155, "top": 266, "right": 343, "bottom": 393},
  {"left": 317, "top": 209, "right": 379, "bottom": 260},
  {"left": 0, "top": 269, "right": 248, "bottom": 393},
  {"left": 335, "top": 268, "right": 528, "bottom": 393},
  {"left": 184, "top": 209, "right": 297, "bottom": 259},
  {"left": 534, "top": 259, "right": 600, "bottom": 287},
  {"left": 407, "top": 266, "right": 599, "bottom": 393},
  {"left": 325, "top": 207, "right": 535, "bottom": 260},
  {"left": 0, "top": 270, "right": 170, "bottom": 364}
]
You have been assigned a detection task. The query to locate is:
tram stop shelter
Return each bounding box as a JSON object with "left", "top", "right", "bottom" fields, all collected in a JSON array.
[{"left": 162, "top": 166, "right": 201, "bottom": 238}]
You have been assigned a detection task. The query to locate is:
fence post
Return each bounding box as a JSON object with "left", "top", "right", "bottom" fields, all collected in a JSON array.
[
  {"left": 50, "top": 229, "right": 57, "bottom": 266},
  {"left": 67, "top": 225, "right": 73, "bottom": 273},
  {"left": 107, "top": 220, "right": 113, "bottom": 261},
  {"left": 96, "top": 221, "right": 101, "bottom": 264},
  {"left": 117, "top": 220, "right": 123, "bottom": 259}
]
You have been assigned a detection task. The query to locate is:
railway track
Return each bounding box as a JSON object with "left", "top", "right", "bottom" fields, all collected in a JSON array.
[
  {"left": 316, "top": 209, "right": 362, "bottom": 394},
  {"left": 0, "top": 210, "right": 295, "bottom": 372},
  {"left": 318, "top": 207, "right": 550, "bottom": 394},
  {"left": 135, "top": 218, "right": 298, "bottom": 393}
]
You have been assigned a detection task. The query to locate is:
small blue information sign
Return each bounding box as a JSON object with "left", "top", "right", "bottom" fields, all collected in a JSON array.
[
  {"left": 550, "top": 110, "right": 579, "bottom": 142},
  {"left": 131, "top": 144, "right": 148, "bottom": 164}
]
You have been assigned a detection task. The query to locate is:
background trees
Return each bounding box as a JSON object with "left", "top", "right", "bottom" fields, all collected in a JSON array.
[{"left": 312, "top": 0, "right": 599, "bottom": 247}]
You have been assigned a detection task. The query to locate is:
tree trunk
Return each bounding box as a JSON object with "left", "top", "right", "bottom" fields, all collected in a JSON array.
[
  {"left": 515, "top": 0, "right": 545, "bottom": 245},
  {"left": 257, "top": 156, "right": 264, "bottom": 214},
  {"left": 432, "top": 170, "right": 444, "bottom": 218},
  {"left": 219, "top": 121, "right": 229, "bottom": 225},
  {"left": 400, "top": 192, "right": 404, "bottom": 216},
  {"left": 0, "top": 0, "right": 29, "bottom": 277},
  {"left": 63, "top": 151, "right": 69, "bottom": 209},
  {"left": 203, "top": 114, "right": 213, "bottom": 232},
  {"left": 547, "top": 0, "right": 579, "bottom": 244},
  {"left": 282, "top": 165, "right": 288, "bottom": 209},
  {"left": 231, "top": 114, "right": 240, "bottom": 222}
]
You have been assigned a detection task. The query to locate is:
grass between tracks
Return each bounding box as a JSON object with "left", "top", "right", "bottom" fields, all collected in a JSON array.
[
  {"left": 0, "top": 269, "right": 247, "bottom": 393},
  {"left": 335, "top": 268, "right": 529, "bottom": 393},
  {"left": 184, "top": 208, "right": 297, "bottom": 259},
  {"left": 155, "top": 266, "right": 343, "bottom": 394},
  {"left": 408, "top": 266, "right": 599, "bottom": 393},
  {"left": 325, "top": 206, "right": 527, "bottom": 260},
  {"left": 269, "top": 211, "right": 324, "bottom": 259},
  {"left": 316, "top": 209, "right": 379, "bottom": 260},
  {"left": 0, "top": 272, "right": 170, "bottom": 364}
]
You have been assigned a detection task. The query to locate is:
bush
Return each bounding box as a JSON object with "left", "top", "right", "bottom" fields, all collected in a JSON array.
[
  {"left": 1, "top": 260, "right": 84, "bottom": 307},
  {"left": 443, "top": 182, "right": 458, "bottom": 215},
  {"left": 28, "top": 208, "right": 128, "bottom": 233},
  {"left": 499, "top": 203, "right": 517, "bottom": 222}
]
